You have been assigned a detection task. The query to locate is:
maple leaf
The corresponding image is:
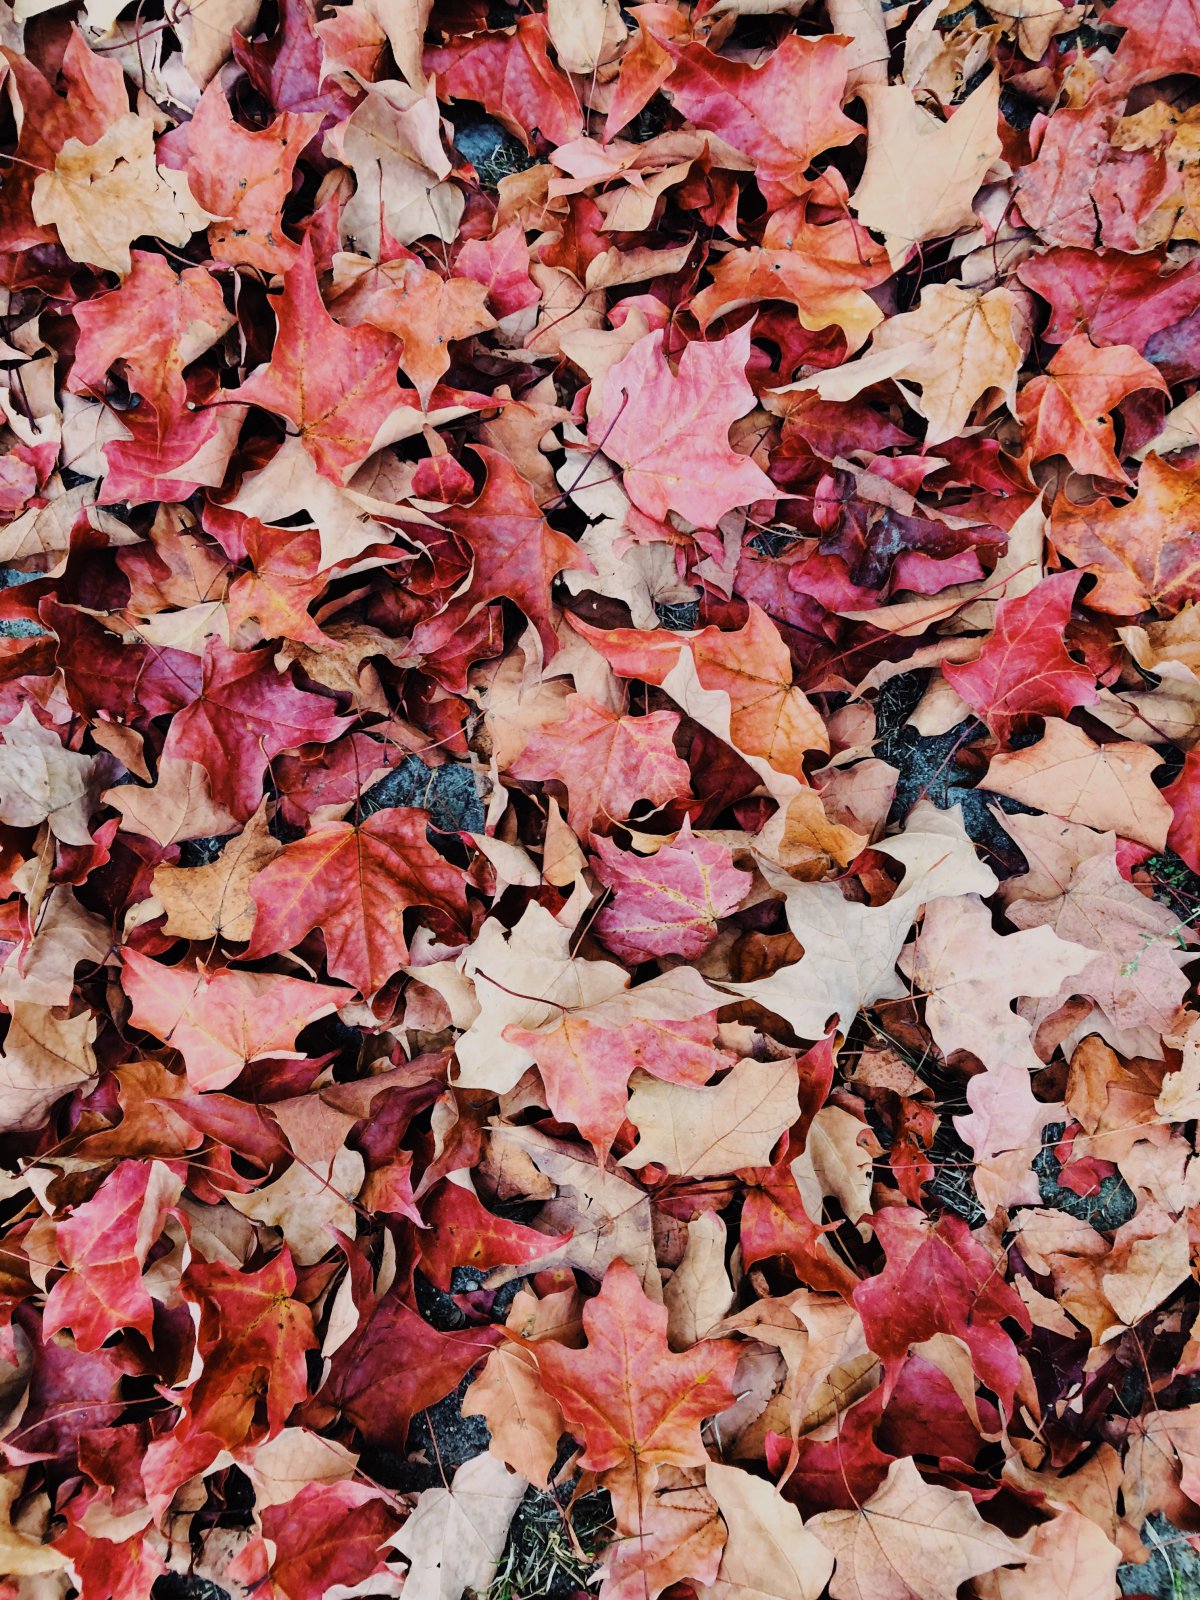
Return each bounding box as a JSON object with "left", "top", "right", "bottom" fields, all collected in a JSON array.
[
  {"left": 392, "top": 1454, "right": 526, "bottom": 1600},
  {"left": 853, "top": 1209, "right": 1030, "bottom": 1410},
  {"left": 234, "top": 239, "right": 406, "bottom": 484},
  {"left": 726, "top": 876, "right": 916, "bottom": 1039},
  {"left": 809, "top": 1456, "right": 1025, "bottom": 1600},
  {"left": 327, "top": 1291, "right": 502, "bottom": 1446},
  {"left": 591, "top": 822, "right": 751, "bottom": 963},
  {"left": 326, "top": 77, "right": 463, "bottom": 255},
  {"left": 589, "top": 605, "right": 829, "bottom": 785},
  {"left": 1007, "top": 848, "right": 1194, "bottom": 1041},
  {"left": 853, "top": 74, "right": 1003, "bottom": 268},
  {"left": 1108, "top": 0, "right": 1200, "bottom": 84},
  {"left": 43, "top": 1161, "right": 180, "bottom": 1353},
  {"left": 152, "top": 801, "right": 281, "bottom": 942},
  {"left": 262, "top": 1481, "right": 402, "bottom": 1600},
  {"left": 588, "top": 325, "right": 780, "bottom": 530},
  {"left": 942, "top": 571, "right": 1099, "bottom": 741},
  {"left": 184, "top": 81, "right": 321, "bottom": 272},
  {"left": 690, "top": 200, "right": 889, "bottom": 354},
  {"left": 245, "top": 807, "right": 470, "bottom": 993},
  {"left": 461, "top": 1319, "right": 566, "bottom": 1489},
  {"left": 429, "top": 444, "right": 581, "bottom": 655},
  {"left": 418, "top": 1180, "right": 568, "bottom": 1290},
  {"left": 0, "top": 704, "right": 99, "bottom": 845},
  {"left": 898, "top": 893, "right": 1093, "bottom": 1160},
  {"left": 70, "top": 252, "right": 233, "bottom": 422},
  {"left": 330, "top": 253, "right": 495, "bottom": 408},
  {"left": 531, "top": 1258, "right": 740, "bottom": 1474},
  {"left": 32, "top": 113, "right": 207, "bottom": 277},
  {"left": 1050, "top": 453, "right": 1200, "bottom": 614},
  {"left": 821, "top": 282, "right": 1022, "bottom": 445},
  {"left": 161, "top": 639, "right": 350, "bottom": 821},
  {"left": 0, "top": 1003, "right": 98, "bottom": 1132},
  {"left": 983, "top": 718, "right": 1173, "bottom": 850},
  {"left": 702, "top": 1462, "right": 834, "bottom": 1600},
  {"left": 663, "top": 33, "right": 859, "bottom": 204},
  {"left": 620, "top": 1057, "right": 801, "bottom": 1178},
  {"left": 1015, "top": 334, "right": 1166, "bottom": 480},
  {"left": 424, "top": 14, "right": 584, "bottom": 148},
  {"left": 183, "top": 1248, "right": 316, "bottom": 1445},
  {"left": 510, "top": 692, "right": 691, "bottom": 836},
  {"left": 121, "top": 949, "right": 346, "bottom": 1091}
]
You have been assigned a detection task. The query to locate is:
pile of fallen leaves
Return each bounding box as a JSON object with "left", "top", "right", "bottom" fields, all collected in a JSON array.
[{"left": 5, "top": 0, "right": 1200, "bottom": 1595}]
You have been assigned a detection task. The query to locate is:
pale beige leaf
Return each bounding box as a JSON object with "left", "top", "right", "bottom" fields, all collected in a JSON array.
[
  {"left": 790, "top": 1106, "right": 875, "bottom": 1231},
  {"left": 104, "top": 758, "right": 240, "bottom": 847},
  {"left": 392, "top": 1453, "right": 527, "bottom": 1600},
  {"left": 866, "top": 282, "right": 1022, "bottom": 444},
  {"left": 0, "top": 890, "right": 110, "bottom": 1010},
  {"left": 983, "top": 720, "right": 1173, "bottom": 851},
  {"left": 32, "top": 115, "right": 208, "bottom": 278},
  {"left": 0, "top": 1477, "right": 69, "bottom": 1576},
  {"left": 665, "top": 1211, "right": 734, "bottom": 1347},
  {"left": 177, "top": 0, "right": 261, "bottom": 86},
  {"left": 1008, "top": 849, "right": 1192, "bottom": 1039},
  {"left": 853, "top": 75, "right": 1003, "bottom": 268},
  {"left": 1101, "top": 1208, "right": 1191, "bottom": 1330},
  {"left": 620, "top": 1057, "right": 800, "bottom": 1178},
  {"left": 0, "top": 1004, "right": 97, "bottom": 1132},
  {"left": 900, "top": 894, "right": 1092, "bottom": 1161},
  {"left": 809, "top": 1456, "right": 1025, "bottom": 1600},
  {"left": 328, "top": 78, "right": 463, "bottom": 255},
  {"left": 243, "top": 1430, "right": 359, "bottom": 1510},
  {"left": 725, "top": 879, "right": 916, "bottom": 1039},
  {"left": 975, "top": 1506, "right": 1120, "bottom": 1600},
  {"left": 355, "top": 0, "right": 433, "bottom": 86},
  {"left": 485, "top": 1122, "right": 662, "bottom": 1296},
  {"left": 701, "top": 1463, "right": 834, "bottom": 1600},
  {"left": 0, "top": 705, "right": 99, "bottom": 846}
]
